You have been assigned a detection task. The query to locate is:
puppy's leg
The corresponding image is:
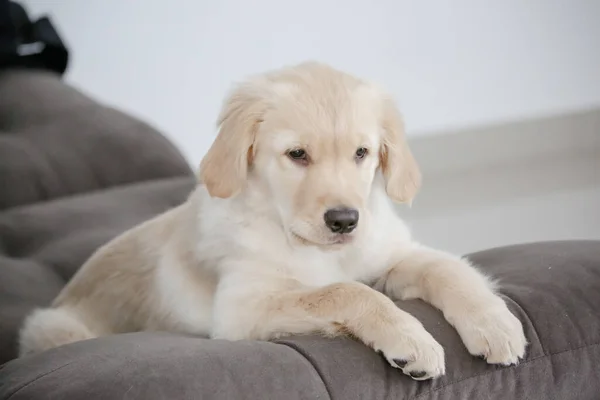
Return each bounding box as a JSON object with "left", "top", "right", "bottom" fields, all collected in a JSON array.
[
  {"left": 374, "top": 243, "right": 527, "bottom": 365},
  {"left": 212, "top": 273, "right": 445, "bottom": 380}
]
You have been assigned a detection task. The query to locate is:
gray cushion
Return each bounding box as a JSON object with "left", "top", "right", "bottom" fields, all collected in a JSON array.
[
  {"left": 0, "top": 69, "right": 192, "bottom": 210},
  {"left": 1, "top": 241, "right": 599, "bottom": 400},
  {"left": 0, "top": 333, "right": 329, "bottom": 400}
]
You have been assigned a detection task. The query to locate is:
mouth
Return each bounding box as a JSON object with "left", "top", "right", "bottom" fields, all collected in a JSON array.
[
  {"left": 291, "top": 232, "right": 354, "bottom": 247},
  {"left": 332, "top": 234, "right": 354, "bottom": 244}
]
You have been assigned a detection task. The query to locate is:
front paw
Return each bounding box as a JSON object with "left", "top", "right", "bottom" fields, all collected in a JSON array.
[
  {"left": 452, "top": 299, "right": 527, "bottom": 365},
  {"left": 374, "top": 323, "right": 446, "bottom": 381}
]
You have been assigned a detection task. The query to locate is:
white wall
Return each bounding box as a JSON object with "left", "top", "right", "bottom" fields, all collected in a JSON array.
[
  {"left": 407, "top": 186, "right": 600, "bottom": 255},
  {"left": 396, "top": 109, "right": 600, "bottom": 254},
  {"left": 22, "top": 0, "right": 600, "bottom": 165}
]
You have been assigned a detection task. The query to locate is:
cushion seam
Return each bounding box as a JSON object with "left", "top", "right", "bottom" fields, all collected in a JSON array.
[
  {"left": 413, "top": 341, "right": 600, "bottom": 399},
  {"left": 276, "top": 341, "right": 334, "bottom": 400},
  {"left": 3, "top": 361, "right": 74, "bottom": 400}
]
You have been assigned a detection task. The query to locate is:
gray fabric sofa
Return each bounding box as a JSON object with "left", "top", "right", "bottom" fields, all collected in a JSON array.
[{"left": 0, "top": 69, "right": 599, "bottom": 400}]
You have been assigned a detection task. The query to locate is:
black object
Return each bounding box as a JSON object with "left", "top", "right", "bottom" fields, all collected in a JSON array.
[{"left": 0, "top": 0, "right": 69, "bottom": 74}]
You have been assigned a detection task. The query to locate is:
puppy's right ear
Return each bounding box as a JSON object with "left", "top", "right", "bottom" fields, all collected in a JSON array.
[{"left": 199, "top": 82, "right": 268, "bottom": 198}]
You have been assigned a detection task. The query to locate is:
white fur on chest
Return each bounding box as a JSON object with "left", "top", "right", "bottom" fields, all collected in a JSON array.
[{"left": 279, "top": 247, "right": 352, "bottom": 287}]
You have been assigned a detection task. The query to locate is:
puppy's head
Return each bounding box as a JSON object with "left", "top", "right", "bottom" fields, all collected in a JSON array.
[{"left": 199, "top": 62, "right": 420, "bottom": 247}]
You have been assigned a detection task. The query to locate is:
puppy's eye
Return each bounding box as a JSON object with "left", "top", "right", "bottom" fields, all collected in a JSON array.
[
  {"left": 287, "top": 149, "right": 309, "bottom": 164},
  {"left": 355, "top": 147, "right": 368, "bottom": 160}
]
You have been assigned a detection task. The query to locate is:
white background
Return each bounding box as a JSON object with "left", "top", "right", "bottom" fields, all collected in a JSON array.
[{"left": 22, "top": 0, "right": 600, "bottom": 165}]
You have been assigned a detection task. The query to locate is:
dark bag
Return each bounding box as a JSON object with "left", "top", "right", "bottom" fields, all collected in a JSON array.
[{"left": 0, "top": 0, "right": 69, "bottom": 74}]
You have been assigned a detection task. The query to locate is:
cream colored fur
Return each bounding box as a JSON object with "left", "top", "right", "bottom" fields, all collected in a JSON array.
[{"left": 18, "top": 62, "right": 526, "bottom": 380}]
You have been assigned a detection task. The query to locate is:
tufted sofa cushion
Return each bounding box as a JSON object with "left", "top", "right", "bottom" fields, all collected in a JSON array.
[{"left": 0, "top": 69, "right": 192, "bottom": 210}]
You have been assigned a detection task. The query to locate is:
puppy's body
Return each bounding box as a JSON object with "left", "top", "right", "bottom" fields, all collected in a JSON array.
[
  {"left": 20, "top": 63, "right": 526, "bottom": 380},
  {"left": 35, "top": 176, "right": 402, "bottom": 337}
]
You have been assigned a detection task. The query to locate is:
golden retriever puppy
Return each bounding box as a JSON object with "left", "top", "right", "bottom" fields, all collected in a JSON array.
[{"left": 18, "top": 62, "right": 526, "bottom": 380}]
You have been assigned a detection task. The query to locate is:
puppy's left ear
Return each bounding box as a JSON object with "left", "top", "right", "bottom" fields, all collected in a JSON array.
[
  {"left": 199, "top": 82, "right": 268, "bottom": 198},
  {"left": 379, "top": 97, "right": 422, "bottom": 203}
]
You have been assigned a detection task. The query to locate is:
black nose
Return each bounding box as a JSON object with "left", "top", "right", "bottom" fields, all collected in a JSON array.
[{"left": 324, "top": 207, "right": 359, "bottom": 234}]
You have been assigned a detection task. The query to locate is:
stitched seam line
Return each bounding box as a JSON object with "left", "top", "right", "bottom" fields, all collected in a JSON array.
[
  {"left": 413, "top": 341, "right": 600, "bottom": 399},
  {"left": 4, "top": 361, "right": 73, "bottom": 400},
  {"left": 276, "top": 341, "right": 334, "bottom": 400}
]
